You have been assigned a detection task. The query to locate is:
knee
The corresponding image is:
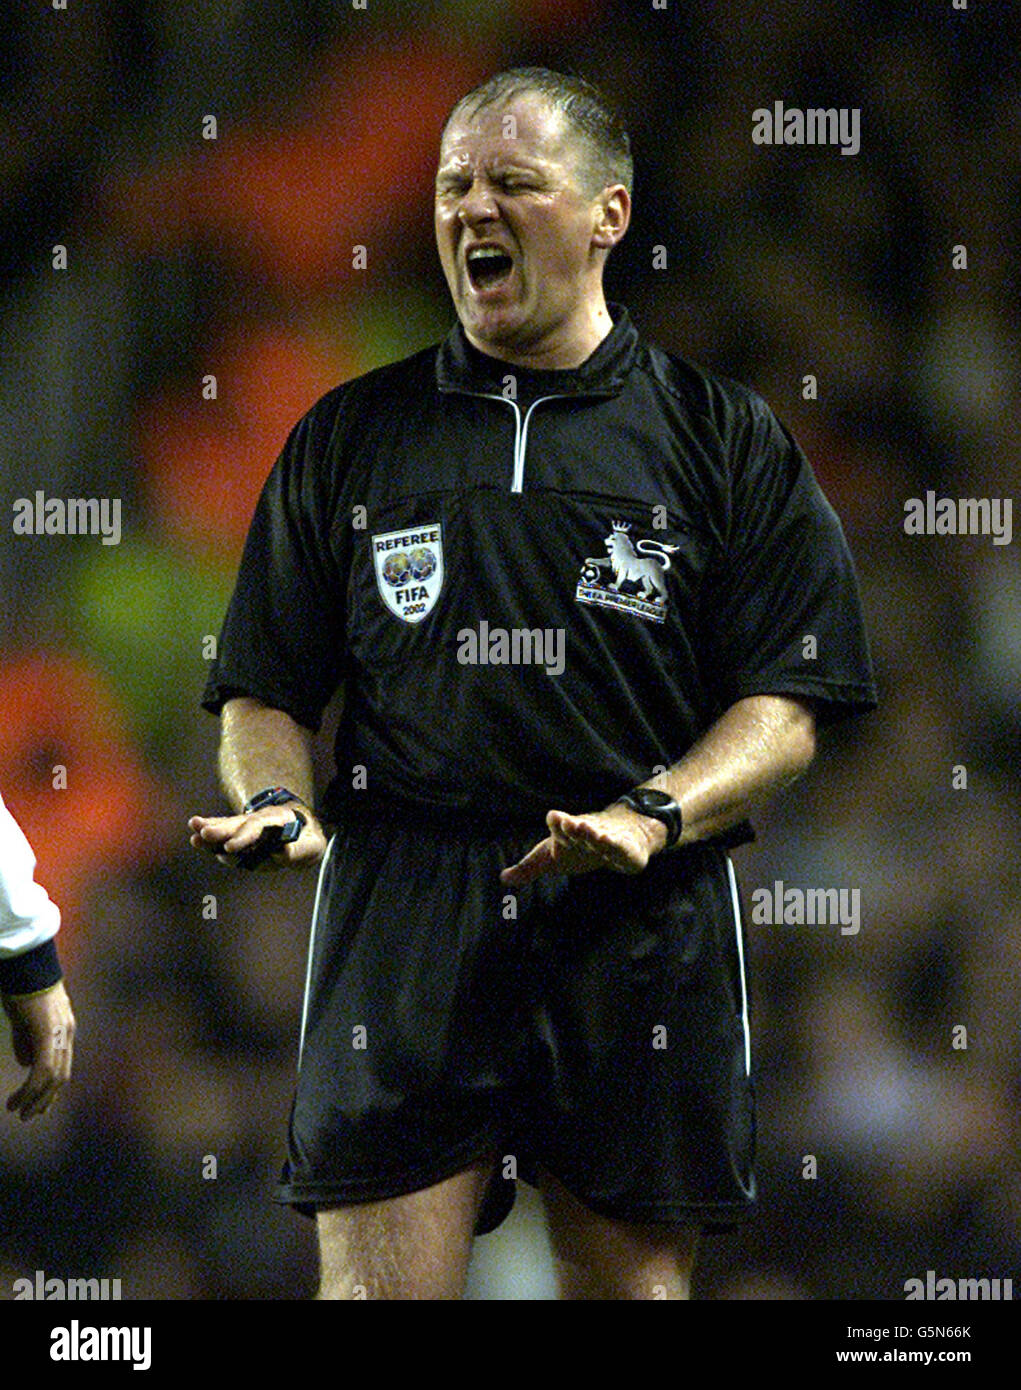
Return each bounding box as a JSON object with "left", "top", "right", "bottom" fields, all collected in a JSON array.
[{"left": 554, "top": 1254, "right": 694, "bottom": 1301}]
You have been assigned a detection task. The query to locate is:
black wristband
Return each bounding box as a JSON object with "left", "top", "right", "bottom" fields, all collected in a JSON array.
[
  {"left": 242, "top": 786, "right": 303, "bottom": 815},
  {"left": 615, "top": 789, "right": 684, "bottom": 848}
]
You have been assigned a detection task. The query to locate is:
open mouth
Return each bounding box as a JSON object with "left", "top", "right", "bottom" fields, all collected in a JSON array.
[{"left": 465, "top": 246, "right": 514, "bottom": 291}]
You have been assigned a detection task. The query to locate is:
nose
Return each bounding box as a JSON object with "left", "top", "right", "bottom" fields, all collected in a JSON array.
[{"left": 457, "top": 177, "right": 499, "bottom": 227}]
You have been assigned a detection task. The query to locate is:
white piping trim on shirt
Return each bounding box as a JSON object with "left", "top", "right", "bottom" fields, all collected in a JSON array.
[
  {"left": 513, "top": 396, "right": 558, "bottom": 493},
  {"left": 726, "top": 856, "right": 752, "bottom": 1077},
  {"left": 297, "top": 831, "right": 336, "bottom": 1074},
  {"left": 469, "top": 393, "right": 559, "bottom": 493}
]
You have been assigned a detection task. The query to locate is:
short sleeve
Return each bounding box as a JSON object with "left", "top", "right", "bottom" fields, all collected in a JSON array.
[
  {"left": 704, "top": 395, "right": 877, "bottom": 726},
  {"left": 0, "top": 793, "right": 63, "bottom": 995},
  {"left": 202, "top": 401, "right": 348, "bottom": 732},
  {"left": 0, "top": 794, "right": 61, "bottom": 953}
]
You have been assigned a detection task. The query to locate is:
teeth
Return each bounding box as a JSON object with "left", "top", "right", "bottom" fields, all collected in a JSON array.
[{"left": 468, "top": 247, "right": 507, "bottom": 260}]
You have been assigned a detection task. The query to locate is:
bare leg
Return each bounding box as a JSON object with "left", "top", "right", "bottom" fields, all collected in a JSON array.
[
  {"left": 539, "top": 1167, "right": 700, "bottom": 1300},
  {"left": 316, "top": 1153, "right": 496, "bottom": 1300}
]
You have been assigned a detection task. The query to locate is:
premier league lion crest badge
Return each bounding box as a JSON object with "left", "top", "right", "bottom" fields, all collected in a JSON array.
[
  {"left": 372, "top": 523, "right": 444, "bottom": 623},
  {"left": 576, "top": 521, "right": 678, "bottom": 624}
]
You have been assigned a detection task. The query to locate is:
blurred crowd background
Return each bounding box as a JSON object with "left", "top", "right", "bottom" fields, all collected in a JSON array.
[{"left": 1, "top": 0, "right": 1019, "bottom": 1300}]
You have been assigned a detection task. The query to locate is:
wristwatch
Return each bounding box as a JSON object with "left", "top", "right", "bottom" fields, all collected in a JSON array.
[
  {"left": 615, "top": 788, "right": 683, "bottom": 848},
  {"left": 243, "top": 786, "right": 304, "bottom": 815},
  {"left": 239, "top": 787, "right": 308, "bottom": 871}
]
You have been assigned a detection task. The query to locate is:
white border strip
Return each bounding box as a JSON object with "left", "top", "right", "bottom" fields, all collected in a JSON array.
[
  {"left": 297, "top": 832, "right": 336, "bottom": 1074},
  {"left": 726, "top": 856, "right": 752, "bottom": 1076}
]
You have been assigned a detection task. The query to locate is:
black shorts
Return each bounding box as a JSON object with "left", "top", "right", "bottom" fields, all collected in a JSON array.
[{"left": 275, "top": 812, "right": 756, "bottom": 1234}]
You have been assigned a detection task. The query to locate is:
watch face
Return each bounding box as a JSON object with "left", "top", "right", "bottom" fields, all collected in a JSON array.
[{"left": 635, "top": 789, "right": 675, "bottom": 810}]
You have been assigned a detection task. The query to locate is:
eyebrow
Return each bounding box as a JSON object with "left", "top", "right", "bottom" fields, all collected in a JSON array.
[{"left": 435, "top": 159, "right": 551, "bottom": 183}]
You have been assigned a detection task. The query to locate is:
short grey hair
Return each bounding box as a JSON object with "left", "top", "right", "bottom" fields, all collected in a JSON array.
[{"left": 443, "top": 66, "right": 633, "bottom": 194}]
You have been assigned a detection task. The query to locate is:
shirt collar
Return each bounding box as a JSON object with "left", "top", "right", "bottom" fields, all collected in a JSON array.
[{"left": 435, "top": 303, "right": 639, "bottom": 398}]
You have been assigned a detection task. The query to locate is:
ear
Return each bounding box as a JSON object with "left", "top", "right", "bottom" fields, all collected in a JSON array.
[{"left": 591, "top": 185, "right": 631, "bottom": 251}]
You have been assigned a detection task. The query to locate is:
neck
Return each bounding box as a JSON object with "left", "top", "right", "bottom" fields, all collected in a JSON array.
[{"left": 466, "top": 297, "right": 614, "bottom": 371}]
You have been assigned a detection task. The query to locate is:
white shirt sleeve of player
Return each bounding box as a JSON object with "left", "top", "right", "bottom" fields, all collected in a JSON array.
[{"left": 0, "top": 793, "right": 61, "bottom": 959}]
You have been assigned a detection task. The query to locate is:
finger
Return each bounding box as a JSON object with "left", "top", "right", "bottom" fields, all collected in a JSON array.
[
  {"left": 557, "top": 814, "right": 612, "bottom": 853},
  {"left": 220, "top": 823, "right": 272, "bottom": 855},
  {"left": 211, "top": 821, "right": 254, "bottom": 850},
  {"left": 547, "top": 809, "right": 605, "bottom": 840},
  {"left": 9, "top": 1065, "right": 55, "bottom": 1121},
  {"left": 548, "top": 811, "right": 644, "bottom": 873},
  {"left": 222, "top": 809, "right": 306, "bottom": 855},
  {"left": 546, "top": 809, "right": 578, "bottom": 844},
  {"left": 191, "top": 820, "right": 245, "bottom": 853},
  {"left": 192, "top": 834, "right": 244, "bottom": 864},
  {"left": 500, "top": 837, "right": 555, "bottom": 886},
  {"left": 189, "top": 814, "right": 241, "bottom": 835},
  {"left": 547, "top": 811, "right": 612, "bottom": 861},
  {"left": 546, "top": 810, "right": 613, "bottom": 853}
]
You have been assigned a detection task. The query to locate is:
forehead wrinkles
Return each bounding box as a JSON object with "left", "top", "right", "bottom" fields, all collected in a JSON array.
[
  {"left": 436, "top": 146, "right": 554, "bottom": 180},
  {"left": 438, "top": 102, "right": 575, "bottom": 177}
]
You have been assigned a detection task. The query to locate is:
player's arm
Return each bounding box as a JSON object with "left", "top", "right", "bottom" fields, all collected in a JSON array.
[
  {"left": 0, "top": 795, "right": 75, "bottom": 1119},
  {"left": 188, "top": 696, "right": 329, "bottom": 869},
  {"left": 501, "top": 693, "right": 815, "bottom": 884}
]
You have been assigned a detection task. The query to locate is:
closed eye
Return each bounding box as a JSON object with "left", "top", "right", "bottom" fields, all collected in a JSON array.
[{"left": 435, "top": 175, "right": 543, "bottom": 196}]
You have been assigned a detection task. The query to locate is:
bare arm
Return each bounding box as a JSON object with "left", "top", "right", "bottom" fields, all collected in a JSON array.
[
  {"left": 501, "top": 694, "right": 816, "bottom": 884},
  {"left": 642, "top": 693, "right": 816, "bottom": 846},
  {"left": 217, "top": 697, "right": 319, "bottom": 811},
  {"left": 189, "top": 696, "right": 329, "bottom": 869}
]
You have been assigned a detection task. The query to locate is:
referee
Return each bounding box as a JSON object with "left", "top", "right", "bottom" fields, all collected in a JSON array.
[{"left": 191, "top": 68, "right": 876, "bottom": 1299}]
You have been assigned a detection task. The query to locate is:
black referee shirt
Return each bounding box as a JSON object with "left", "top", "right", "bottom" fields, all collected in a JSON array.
[{"left": 202, "top": 306, "right": 876, "bottom": 827}]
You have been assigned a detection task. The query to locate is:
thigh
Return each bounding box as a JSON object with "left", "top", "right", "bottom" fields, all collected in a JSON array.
[
  {"left": 538, "top": 1167, "right": 700, "bottom": 1300},
  {"left": 317, "top": 1151, "right": 497, "bottom": 1300}
]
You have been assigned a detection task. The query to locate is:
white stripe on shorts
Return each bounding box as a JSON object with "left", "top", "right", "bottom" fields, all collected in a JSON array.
[
  {"left": 297, "top": 832, "right": 336, "bottom": 1074},
  {"left": 726, "top": 856, "right": 752, "bottom": 1077}
]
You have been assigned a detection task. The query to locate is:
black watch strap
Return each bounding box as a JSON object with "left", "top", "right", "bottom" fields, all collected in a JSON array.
[
  {"left": 243, "top": 786, "right": 303, "bottom": 815},
  {"left": 615, "top": 789, "right": 683, "bottom": 848}
]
